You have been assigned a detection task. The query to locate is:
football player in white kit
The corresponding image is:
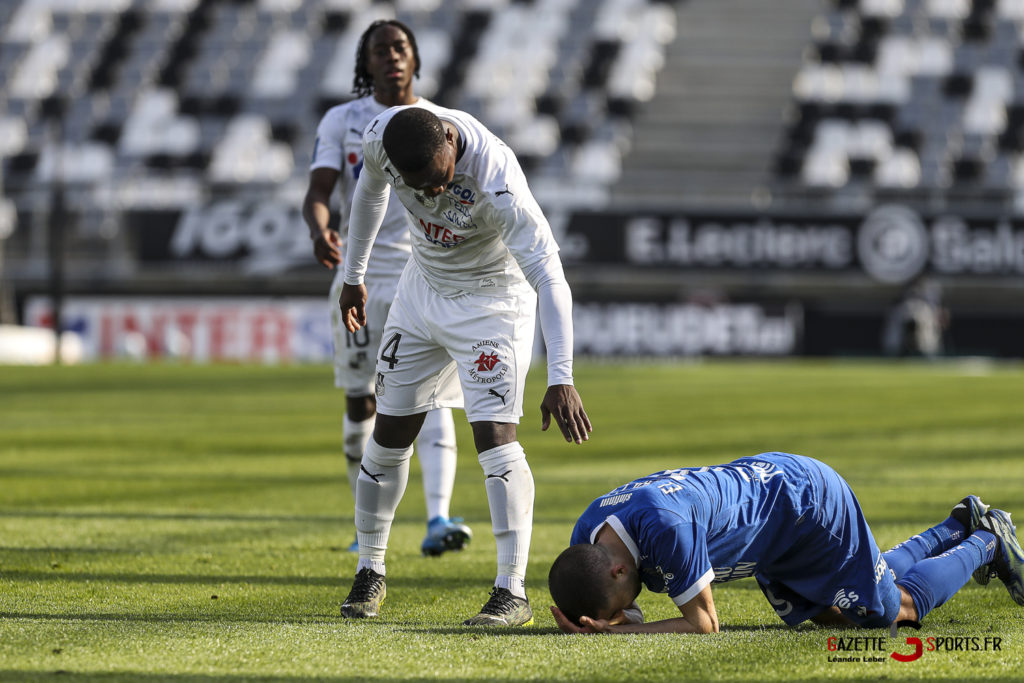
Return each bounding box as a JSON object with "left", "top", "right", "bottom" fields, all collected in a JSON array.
[
  {"left": 302, "top": 21, "right": 471, "bottom": 558},
  {"left": 338, "top": 105, "right": 592, "bottom": 626}
]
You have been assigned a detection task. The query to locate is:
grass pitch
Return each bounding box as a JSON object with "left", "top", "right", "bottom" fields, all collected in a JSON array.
[{"left": 2, "top": 359, "right": 1024, "bottom": 681}]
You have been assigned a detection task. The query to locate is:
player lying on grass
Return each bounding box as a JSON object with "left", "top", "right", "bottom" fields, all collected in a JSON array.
[{"left": 549, "top": 452, "right": 1024, "bottom": 634}]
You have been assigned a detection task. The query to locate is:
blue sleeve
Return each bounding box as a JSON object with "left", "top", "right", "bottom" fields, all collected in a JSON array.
[
  {"left": 643, "top": 510, "right": 715, "bottom": 606},
  {"left": 570, "top": 517, "right": 590, "bottom": 546}
]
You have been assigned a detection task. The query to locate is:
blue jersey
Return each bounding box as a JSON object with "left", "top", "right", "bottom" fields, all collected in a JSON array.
[{"left": 571, "top": 452, "right": 890, "bottom": 618}]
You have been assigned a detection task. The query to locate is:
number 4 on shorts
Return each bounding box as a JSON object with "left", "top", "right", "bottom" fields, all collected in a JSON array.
[{"left": 380, "top": 332, "right": 402, "bottom": 369}]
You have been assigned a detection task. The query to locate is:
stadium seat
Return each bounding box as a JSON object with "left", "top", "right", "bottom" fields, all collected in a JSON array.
[
  {"left": 1, "top": 0, "right": 674, "bottom": 217},
  {"left": 774, "top": 0, "right": 1024, "bottom": 204}
]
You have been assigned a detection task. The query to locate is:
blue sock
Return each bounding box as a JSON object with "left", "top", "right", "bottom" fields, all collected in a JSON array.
[
  {"left": 897, "top": 531, "right": 996, "bottom": 620},
  {"left": 883, "top": 517, "right": 967, "bottom": 580}
]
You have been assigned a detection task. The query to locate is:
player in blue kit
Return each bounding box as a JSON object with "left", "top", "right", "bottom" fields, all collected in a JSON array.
[{"left": 549, "top": 453, "right": 1024, "bottom": 633}]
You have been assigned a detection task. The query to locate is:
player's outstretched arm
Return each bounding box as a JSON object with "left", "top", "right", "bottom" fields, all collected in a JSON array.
[
  {"left": 551, "top": 585, "right": 719, "bottom": 634},
  {"left": 541, "top": 384, "right": 591, "bottom": 444},
  {"left": 339, "top": 282, "right": 367, "bottom": 333}
]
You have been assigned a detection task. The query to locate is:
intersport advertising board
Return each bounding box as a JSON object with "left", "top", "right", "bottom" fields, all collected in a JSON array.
[{"left": 23, "top": 297, "right": 800, "bottom": 362}]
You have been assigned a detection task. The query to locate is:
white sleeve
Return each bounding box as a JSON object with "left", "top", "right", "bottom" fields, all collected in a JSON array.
[
  {"left": 310, "top": 111, "right": 344, "bottom": 171},
  {"left": 343, "top": 159, "right": 391, "bottom": 285},
  {"left": 520, "top": 254, "right": 574, "bottom": 387}
]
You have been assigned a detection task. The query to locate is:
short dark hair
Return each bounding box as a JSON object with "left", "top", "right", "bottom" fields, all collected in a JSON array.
[
  {"left": 382, "top": 107, "right": 446, "bottom": 173},
  {"left": 548, "top": 544, "right": 615, "bottom": 626},
  {"left": 353, "top": 20, "right": 421, "bottom": 98}
]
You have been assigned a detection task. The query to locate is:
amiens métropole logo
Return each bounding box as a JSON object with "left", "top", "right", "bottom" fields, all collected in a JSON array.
[{"left": 826, "top": 634, "right": 1003, "bottom": 664}]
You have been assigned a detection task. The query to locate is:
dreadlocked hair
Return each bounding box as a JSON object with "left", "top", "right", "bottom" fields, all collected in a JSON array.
[{"left": 352, "top": 19, "right": 421, "bottom": 98}]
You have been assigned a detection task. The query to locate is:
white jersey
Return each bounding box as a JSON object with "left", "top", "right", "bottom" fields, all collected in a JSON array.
[
  {"left": 310, "top": 96, "right": 421, "bottom": 281},
  {"left": 344, "top": 104, "right": 574, "bottom": 387},
  {"left": 349, "top": 104, "right": 560, "bottom": 297}
]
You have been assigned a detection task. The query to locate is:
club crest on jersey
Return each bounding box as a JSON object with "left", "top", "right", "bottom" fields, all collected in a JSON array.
[
  {"left": 468, "top": 340, "right": 508, "bottom": 384},
  {"left": 414, "top": 193, "right": 437, "bottom": 209},
  {"left": 642, "top": 564, "right": 675, "bottom": 592},
  {"left": 348, "top": 151, "right": 364, "bottom": 179}
]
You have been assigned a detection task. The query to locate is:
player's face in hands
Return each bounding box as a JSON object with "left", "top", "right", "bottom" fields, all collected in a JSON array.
[{"left": 367, "top": 25, "right": 414, "bottom": 90}]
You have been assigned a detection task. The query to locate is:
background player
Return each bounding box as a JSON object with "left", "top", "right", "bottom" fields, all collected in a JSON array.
[
  {"left": 301, "top": 20, "right": 471, "bottom": 557},
  {"left": 549, "top": 452, "right": 1024, "bottom": 633},
  {"left": 337, "top": 106, "right": 592, "bottom": 626}
]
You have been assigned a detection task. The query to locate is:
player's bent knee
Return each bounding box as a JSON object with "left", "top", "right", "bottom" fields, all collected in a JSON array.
[
  {"left": 363, "top": 438, "right": 414, "bottom": 468},
  {"left": 477, "top": 441, "right": 526, "bottom": 475},
  {"left": 346, "top": 394, "right": 376, "bottom": 421},
  {"left": 373, "top": 413, "right": 426, "bottom": 448}
]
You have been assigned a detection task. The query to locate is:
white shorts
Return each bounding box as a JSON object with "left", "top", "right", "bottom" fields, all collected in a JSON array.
[
  {"left": 375, "top": 265, "right": 537, "bottom": 423},
  {"left": 330, "top": 270, "right": 399, "bottom": 397}
]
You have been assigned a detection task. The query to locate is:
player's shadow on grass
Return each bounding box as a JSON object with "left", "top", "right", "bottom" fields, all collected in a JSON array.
[
  {"left": 400, "top": 625, "right": 564, "bottom": 636},
  {"left": 400, "top": 623, "right": 797, "bottom": 636},
  {"left": 0, "top": 611, "right": 331, "bottom": 625},
  {"left": 0, "top": 509, "right": 350, "bottom": 524},
  {"left": 0, "top": 570, "right": 470, "bottom": 590},
  {"left": 0, "top": 674, "right": 445, "bottom": 683}
]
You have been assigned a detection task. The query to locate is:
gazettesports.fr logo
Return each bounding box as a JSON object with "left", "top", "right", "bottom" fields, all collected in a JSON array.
[{"left": 826, "top": 635, "right": 1003, "bottom": 664}]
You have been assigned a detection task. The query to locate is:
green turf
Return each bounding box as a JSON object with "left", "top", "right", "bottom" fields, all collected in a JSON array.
[{"left": 2, "top": 360, "right": 1023, "bottom": 681}]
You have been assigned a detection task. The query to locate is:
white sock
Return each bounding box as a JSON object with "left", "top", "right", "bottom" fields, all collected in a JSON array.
[
  {"left": 416, "top": 408, "right": 458, "bottom": 521},
  {"left": 343, "top": 414, "right": 375, "bottom": 496},
  {"left": 494, "top": 575, "right": 527, "bottom": 600},
  {"left": 355, "top": 437, "right": 413, "bottom": 570},
  {"left": 479, "top": 441, "right": 533, "bottom": 598},
  {"left": 356, "top": 557, "right": 387, "bottom": 576}
]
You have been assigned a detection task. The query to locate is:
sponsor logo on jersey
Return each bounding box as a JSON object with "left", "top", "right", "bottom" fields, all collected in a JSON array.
[
  {"left": 375, "top": 372, "right": 385, "bottom": 396},
  {"left": 763, "top": 586, "right": 793, "bottom": 617},
  {"left": 448, "top": 183, "right": 476, "bottom": 205},
  {"left": 831, "top": 588, "right": 861, "bottom": 609},
  {"left": 417, "top": 219, "right": 466, "bottom": 248},
  {"left": 739, "top": 461, "right": 784, "bottom": 484},
  {"left": 874, "top": 555, "right": 890, "bottom": 584},
  {"left": 599, "top": 493, "right": 632, "bottom": 507},
  {"left": 713, "top": 561, "right": 757, "bottom": 582},
  {"left": 442, "top": 196, "right": 477, "bottom": 231}
]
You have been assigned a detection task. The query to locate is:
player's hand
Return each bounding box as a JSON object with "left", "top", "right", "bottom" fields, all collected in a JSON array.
[
  {"left": 312, "top": 230, "right": 342, "bottom": 269},
  {"left": 541, "top": 384, "right": 591, "bottom": 444},
  {"left": 339, "top": 283, "right": 367, "bottom": 333},
  {"left": 550, "top": 606, "right": 598, "bottom": 634},
  {"left": 579, "top": 616, "right": 615, "bottom": 633},
  {"left": 550, "top": 606, "right": 616, "bottom": 634}
]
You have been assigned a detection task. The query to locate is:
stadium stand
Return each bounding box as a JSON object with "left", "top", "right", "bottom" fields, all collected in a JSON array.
[
  {"left": 773, "top": 0, "right": 1024, "bottom": 212},
  {"left": 611, "top": 0, "right": 821, "bottom": 208},
  {"left": 0, "top": 0, "right": 679, "bottom": 213}
]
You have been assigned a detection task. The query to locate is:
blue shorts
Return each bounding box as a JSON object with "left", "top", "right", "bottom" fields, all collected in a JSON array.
[{"left": 754, "top": 456, "right": 900, "bottom": 628}]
